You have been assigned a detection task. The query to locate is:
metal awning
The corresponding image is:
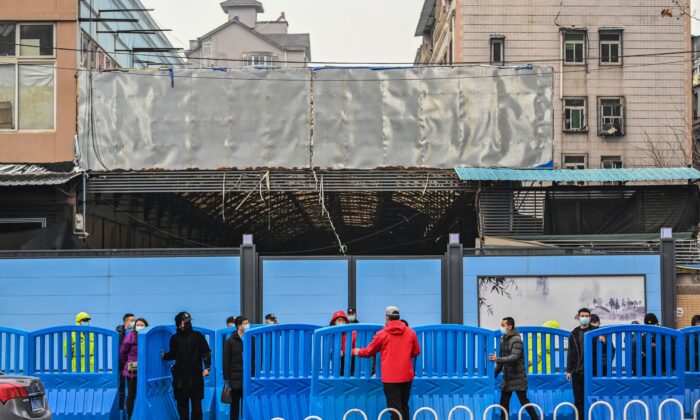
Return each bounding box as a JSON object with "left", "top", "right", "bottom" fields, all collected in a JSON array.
[
  {"left": 0, "top": 165, "right": 81, "bottom": 187},
  {"left": 454, "top": 167, "right": 700, "bottom": 182}
]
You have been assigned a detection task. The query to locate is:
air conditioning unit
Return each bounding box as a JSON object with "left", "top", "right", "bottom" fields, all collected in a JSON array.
[{"left": 75, "top": 213, "right": 84, "bottom": 231}]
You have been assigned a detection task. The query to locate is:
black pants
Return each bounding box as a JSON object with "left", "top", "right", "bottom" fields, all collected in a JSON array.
[
  {"left": 126, "top": 377, "right": 137, "bottom": 419},
  {"left": 572, "top": 373, "right": 585, "bottom": 420},
  {"left": 229, "top": 389, "right": 242, "bottom": 420},
  {"left": 383, "top": 381, "right": 412, "bottom": 420},
  {"left": 499, "top": 390, "right": 539, "bottom": 420},
  {"left": 119, "top": 373, "right": 126, "bottom": 410},
  {"left": 176, "top": 396, "right": 203, "bottom": 420}
]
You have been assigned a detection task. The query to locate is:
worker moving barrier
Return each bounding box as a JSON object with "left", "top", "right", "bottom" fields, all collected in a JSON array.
[
  {"left": 0, "top": 327, "right": 29, "bottom": 375},
  {"left": 242, "top": 324, "right": 318, "bottom": 420},
  {"left": 681, "top": 326, "right": 700, "bottom": 419},
  {"left": 132, "top": 325, "right": 216, "bottom": 420},
  {"left": 584, "top": 325, "right": 685, "bottom": 420},
  {"left": 413, "top": 325, "right": 497, "bottom": 419},
  {"left": 310, "top": 324, "right": 384, "bottom": 419},
  {"left": 517, "top": 326, "right": 574, "bottom": 419},
  {"left": 28, "top": 326, "right": 119, "bottom": 419}
]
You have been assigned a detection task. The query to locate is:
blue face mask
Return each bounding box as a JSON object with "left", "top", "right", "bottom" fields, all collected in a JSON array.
[
  {"left": 580, "top": 317, "right": 590, "bottom": 326},
  {"left": 500, "top": 327, "right": 508, "bottom": 335},
  {"left": 243, "top": 323, "right": 250, "bottom": 331}
]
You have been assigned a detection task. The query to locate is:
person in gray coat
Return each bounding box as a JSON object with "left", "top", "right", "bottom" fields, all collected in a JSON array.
[{"left": 489, "top": 317, "right": 540, "bottom": 420}]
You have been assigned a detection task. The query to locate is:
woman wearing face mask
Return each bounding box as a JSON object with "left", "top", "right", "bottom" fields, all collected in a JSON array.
[
  {"left": 119, "top": 318, "right": 149, "bottom": 419},
  {"left": 223, "top": 316, "right": 250, "bottom": 420},
  {"left": 330, "top": 311, "right": 357, "bottom": 376}
]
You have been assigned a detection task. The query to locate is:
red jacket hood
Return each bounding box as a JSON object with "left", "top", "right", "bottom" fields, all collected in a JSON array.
[
  {"left": 330, "top": 310, "right": 349, "bottom": 326},
  {"left": 384, "top": 320, "right": 407, "bottom": 335}
]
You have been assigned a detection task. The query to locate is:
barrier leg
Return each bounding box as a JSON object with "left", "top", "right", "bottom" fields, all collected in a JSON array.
[
  {"left": 378, "top": 408, "right": 403, "bottom": 420},
  {"left": 658, "top": 399, "right": 683, "bottom": 420},
  {"left": 344, "top": 409, "right": 369, "bottom": 420},
  {"left": 448, "top": 406, "right": 475, "bottom": 420},
  {"left": 588, "top": 401, "right": 614, "bottom": 420},
  {"left": 622, "top": 400, "right": 649, "bottom": 420},
  {"left": 518, "top": 403, "right": 544, "bottom": 420},
  {"left": 483, "top": 405, "right": 508, "bottom": 420},
  {"left": 694, "top": 400, "right": 700, "bottom": 420},
  {"left": 554, "top": 402, "right": 579, "bottom": 420},
  {"left": 412, "top": 407, "right": 438, "bottom": 420}
]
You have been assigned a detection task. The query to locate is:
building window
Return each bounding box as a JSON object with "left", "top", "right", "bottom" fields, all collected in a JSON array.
[
  {"left": 490, "top": 36, "right": 504, "bottom": 65},
  {"left": 0, "top": 23, "right": 55, "bottom": 131},
  {"left": 563, "top": 98, "right": 587, "bottom": 132},
  {"left": 601, "top": 156, "right": 622, "bottom": 169},
  {"left": 244, "top": 53, "right": 278, "bottom": 68},
  {"left": 563, "top": 31, "right": 586, "bottom": 64},
  {"left": 599, "top": 97, "right": 625, "bottom": 137},
  {"left": 563, "top": 155, "right": 587, "bottom": 170},
  {"left": 600, "top": 30, "right": 622, "bottom": 65},
  {"left": 202, "top": 41, "right": 213, "bottom": 67}
]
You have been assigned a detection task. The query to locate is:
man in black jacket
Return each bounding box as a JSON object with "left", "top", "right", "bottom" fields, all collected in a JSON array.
[
  {"left": 566, "top": 308, "right": 600, "bottom": 420},
  {"left": 223, "top": 316, "right": 250, "bottom": 420},
  {"left": 162, "top": 312, "right": 211, "bottom": 420},
  {"left": 489, "top": 317, "right": 539, "bottom": 420}
]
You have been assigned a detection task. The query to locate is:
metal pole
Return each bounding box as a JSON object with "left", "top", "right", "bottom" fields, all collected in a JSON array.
[
  {"left": 240, "top": 236, "right": 259, "bottom": 323},
  {"left": 444, "top": 234, "right": 464, "bottom": 324},
  {"left": 660, "top": 229, "right": 677, "bottom": 328}
]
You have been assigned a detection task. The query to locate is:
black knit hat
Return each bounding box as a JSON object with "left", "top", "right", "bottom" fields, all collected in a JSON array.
[{"left": 644, "top": 313, "right": 659, "bottom": 325}]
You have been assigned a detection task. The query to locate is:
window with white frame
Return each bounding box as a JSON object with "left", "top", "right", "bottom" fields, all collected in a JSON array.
[
  {"left": 244, "top": 53, "right": 278, "bottom": 68},
  {"left": 490, "top": 36, "right": 504, "bottom": 65},
  {"left": 563, "top": 31, "right": 586, "bottom": 64},
  {"left": 600, "top": 155, "right": 622, "bottom": 169},
  {"left": 599, "top": 31, "right": 622, "bottom": 65},
  {"left": 599, "top": 97, "right": 625, "bottom": 137},
  {"left": 202, "top": 41, "right": 213, "bottom": 67},
  {"left": 0, "top": 23, "right": 55, "bottom": 131},
  {"left": 563, "top": 155, "right": 587, "bottom": 170},
  {"left": 563, "top": 98, "right": 587, "bottom": 132}
]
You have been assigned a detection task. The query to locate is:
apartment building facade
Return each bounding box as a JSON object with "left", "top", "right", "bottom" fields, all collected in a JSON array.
[
  {"left": 187, "top": 0, "right": 311, "bottom": 68},
  {"left": 415, "top": 0, "right": 692, "bottom": 169}
]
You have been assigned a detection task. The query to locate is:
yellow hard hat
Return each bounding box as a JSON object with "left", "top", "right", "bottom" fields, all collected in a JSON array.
[{"left": 75, "top": 312, "right": 92, "bottom": 323}]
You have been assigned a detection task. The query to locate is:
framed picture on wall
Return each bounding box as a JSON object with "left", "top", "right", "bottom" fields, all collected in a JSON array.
[{"left": 478, "top": 275, "right": 646, "bottom": 330}]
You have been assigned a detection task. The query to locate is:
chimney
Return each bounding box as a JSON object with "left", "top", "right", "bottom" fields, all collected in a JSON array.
[{"left": 189, "top": 40, "right": 198, "bottom": 51}]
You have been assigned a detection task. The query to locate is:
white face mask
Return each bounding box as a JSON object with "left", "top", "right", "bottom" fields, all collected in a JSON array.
[
  {"left": 243, "top": 323, "right": 250, "bottom": 331},
  {"left": 128, "top": 321, "right": 135, "bottom": 330},
  {"left": 80, "top": 321, "right": 90, "bottom": 326},
  {"left": 135, "top": 325, "right": 145, "bottom": 332}
]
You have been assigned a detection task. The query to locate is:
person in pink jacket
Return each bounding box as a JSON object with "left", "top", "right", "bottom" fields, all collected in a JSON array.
[{"left": 119, "top": 318, "right": 149, "bottom": 419}]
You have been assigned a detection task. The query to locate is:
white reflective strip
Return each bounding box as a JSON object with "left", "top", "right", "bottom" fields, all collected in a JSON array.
[
  {"left": 554, "top": 402, "right": 579, "bottom": 420},
  {"left": 658, "top": 399, "right": 683, "bottom": 420},
  {"left": 588, "top": 401, "right": 615, "bottom": 420},
  {"left": 413, "top": 407, "right": 438, "bottom": 420},
  {"left": 378, "top": 408, "right": 402, "bottom": 420},
  {"left": 623, "top": 400, "right": 649, "bottom": 420},
  {"left": 304, "top": 417, "right": 323, "bottom": 420},
  {"left": 483, "top": 404, "right": 508, "bottom": 420},
  {"left": 694, "top": 400, "right": 700, "bottom": 420},
  {"left": 344, "top": 409, "right": 369, "bottom": 420},
  {"left": 448, "top": 405, "right": 475, "bottom": 420},
  {"left": 518, "top": 403, "right": 544, "bottom": 420}
]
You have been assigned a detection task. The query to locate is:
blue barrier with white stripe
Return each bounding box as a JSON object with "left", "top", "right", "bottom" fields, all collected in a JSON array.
[
  {"left": 413, "top": 325, "right": 496, "bottom": 419},
  {"left": 0, "top": 327, "right": 29, "bottom": 375},
  {"left": 309, "top": 324, "right": 384, "bottom": 419},
  {"left": 243, "top": 324, "right": 318, "bottom": 420},
  {"left": 28, "top": 326, "right": 119, "bottom": 420},
  {"left": 681, "top": 326, "right": 700, "bottom": 419},
  {"left": 132, "top": 326, "right": 215, "bottom": 420},
  {"left": 584, "top": 325, "right": 685, "bottom": 420}
]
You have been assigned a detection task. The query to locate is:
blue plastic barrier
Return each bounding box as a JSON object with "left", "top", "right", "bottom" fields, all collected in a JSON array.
[
  {"left": 413, "top": 325, "right": 496, "bottom": 419},
  {"left": 28, "top": 326, "right": 119, "bottom": 419},
  {"left": 132, "top": 326, "right": 216, "bottom": 420},
  {"left": 584, "top": 325, "right": 685, "bottom": 420},
  {"left": 512, "top": 327, "right": 574, "bottom": 420},
  {"left": 682, "top": 326, "right": 700, "bottom": 418},
  {"left": 0, "top": 327, "right": 29, "bottom": 375},
  {"left": 242, "top": 324, "right": 318, "bottom": 420},
  {"left": 309, "top": 324, "right": 384, "bottom": 419}
]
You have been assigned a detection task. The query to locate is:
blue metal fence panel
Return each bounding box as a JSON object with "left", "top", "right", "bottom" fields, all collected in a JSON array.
[
  {"left": 310, "top": 325, "right": 384, "bottom": 419},
  {"left": 0, "top": 327, "right": 29, "bottom": 375},
  {"left": 242, "top": 324, "right": 318, "bottom": 420},
  {"left": 132, "top": 326, "right": 216, "bottom": 420},
  {"left": 356, "top": 259, "right": 442, "bottom": 326},
  {"left": 584, "top": 325, "right": 685, "bottom": 420},
  {"left": 28, "top": 326, "right": 119, "bottom": 420},
  {"left": 412, "top": 325, "right": 496, "bottom": 419},
  {"left": 506, "top": 327, "right": 573, "bottom": 420},
  {"left": 681, "top": 326, "right": 700, "bottom": 418}
]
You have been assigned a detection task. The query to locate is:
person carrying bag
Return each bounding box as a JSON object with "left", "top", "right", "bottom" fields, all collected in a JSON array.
[{"left": 223, "top": 316, "right": 251, "bottom": 420}]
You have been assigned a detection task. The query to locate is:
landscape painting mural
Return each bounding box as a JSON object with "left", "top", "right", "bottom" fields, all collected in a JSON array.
[{"left": 478, "top": 275, "right": 646, "bottom": 330}]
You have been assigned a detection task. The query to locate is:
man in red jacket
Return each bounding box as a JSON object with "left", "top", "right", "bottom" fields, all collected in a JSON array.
[{"left": 353, "top": 306, "right": 421, "bottom": 420}]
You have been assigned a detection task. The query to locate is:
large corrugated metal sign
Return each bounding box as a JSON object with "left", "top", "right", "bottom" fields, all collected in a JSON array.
[{"left": 78, "top": 66, "right": 553, "bottom": 170}]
